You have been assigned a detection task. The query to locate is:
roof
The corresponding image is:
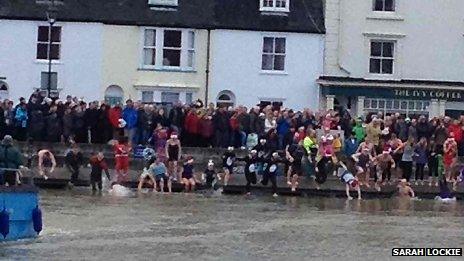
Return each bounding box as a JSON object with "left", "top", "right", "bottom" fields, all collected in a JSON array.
[
  {"left": 0, "top": 0, "right": 325, "bottom": 33},
  {"left": 318, "top": 76, "right": 464, "bottom": 88}
]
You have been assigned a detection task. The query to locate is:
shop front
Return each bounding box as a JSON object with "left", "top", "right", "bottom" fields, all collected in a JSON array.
[{"left": 317, "top": 77, "right": 464, "bottom": 118}]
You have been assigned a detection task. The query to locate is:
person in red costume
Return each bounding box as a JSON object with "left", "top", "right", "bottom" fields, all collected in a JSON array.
[{"left": 113, "top": 136, "right": 131, "bottom": 183}]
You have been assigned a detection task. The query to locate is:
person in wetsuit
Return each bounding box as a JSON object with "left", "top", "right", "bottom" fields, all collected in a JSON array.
[
  {"left": 222, "top": 147, "right": 236, "bottom": 186},
  {"left": 253, "top": 139, "right": 271, "bottom": 178},
  {"left": 237, "top": 150, "right": 259, "bottom": 195},
  {"left": 203, "top": 160, "right": 220, "bottom": 189},
  {"left": 65, "top": 145, "right": 84, "bottom": 184},
  {"left": 286, "top": 143, "right": 305, "bottom": 192},
  {"left": 261, "top": 152, "right": 282, "bottom": 197},
  {"left": 166, "top": 133, "right": 181, "bottom": 181}
]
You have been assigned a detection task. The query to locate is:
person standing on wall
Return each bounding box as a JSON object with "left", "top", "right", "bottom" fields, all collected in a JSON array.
[
  {"left": 122, "top": 99, "right": 138, "bottom": 146},
  {"left": 0, "top": 135, "right": 24, "bottom": 186}
]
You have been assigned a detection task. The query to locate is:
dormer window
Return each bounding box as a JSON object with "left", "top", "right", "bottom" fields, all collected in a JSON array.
[
  {"left": 260, "top": 0, "right": 290, "bottom": 12},
  {"left": 148, "top": 0, "right": 178, "bottom": 7}
]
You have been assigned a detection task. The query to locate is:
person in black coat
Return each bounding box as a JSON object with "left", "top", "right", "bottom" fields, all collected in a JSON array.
[
  {"left": 73, "top": 104, "right": 87, "bottom": 143},
  {"left": 28, "top": 109, "right": 45, "bottom": 142},
  {"left": 45, "top": 105, "right": 62, "bottom": 142},
  {"left": 85, "top": 102, "right": 100, "bottom": 144},
  {"left": 213, "top": 107, "right": 230, "bottom": 148},
  {"left": 95, "top": 104, "right": 112, "bottom": 144}
]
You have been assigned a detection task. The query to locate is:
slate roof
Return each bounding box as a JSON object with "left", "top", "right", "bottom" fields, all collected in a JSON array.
[{"left": 0, "top": 0, "right": 324, "bottom": 33}]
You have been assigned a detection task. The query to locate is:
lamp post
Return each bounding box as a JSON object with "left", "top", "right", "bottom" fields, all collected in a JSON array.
[{"left": 46, "top": 4, "right": 57, "bottom": 98}]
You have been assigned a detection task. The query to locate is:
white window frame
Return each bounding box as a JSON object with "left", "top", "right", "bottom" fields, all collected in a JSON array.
[
  {"left": 36, "top": 25, "right": 62, "bottom": 61},
  {"left": 260, "top": 0, "right": 290, "bottom": 12},
  {"left": 162, "top": 29, "right": 182, "bottom": 68},
  {"left": 141, "top": 28, "right": 195, "bottom": 71},
  {"left": 369, "top": 40, "right": 395, "bottom": 75},
  {"left": 372, "top": 0, "right": 395, "bottom": 12},
  {"left": 364, "top": 98, "right": 429, "bottom": 117},
  {"left": 148, "top": 0, "right": 178, "bottom": 7},
  {"left": 261, "top": 36, "right": 286, "bottom": 72},
  {"left": 143, "top": 29, "right": 156, "bottom": 67}
]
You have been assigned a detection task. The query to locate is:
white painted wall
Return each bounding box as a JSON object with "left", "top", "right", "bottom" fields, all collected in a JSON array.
[
  {"left": 324, "top": 0, "right": 464, "bottom": 81},
  {"left": 0, "top": 20, "right": 103, "bottom": 101},
  {"left": 209, "top": 30, "right": 324, "bottom": 110}
]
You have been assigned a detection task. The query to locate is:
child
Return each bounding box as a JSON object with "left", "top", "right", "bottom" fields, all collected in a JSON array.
[
  {"left": 203, "top": 160, "right": 220, "bottom": 189},
  {"left": 413, "top": 137, "right": 428, "bottom": 185},
  {"left": 222, "top": 147, "right": 236, "bottom": 186},
  {"left": 333, "top": 133, "right": 342, "bottom": 159},
  {"left": 89, "top": 152, "right": 110, "bottom": 192},
  {"left": 114, "top": 136, "right": 131, "bottom": 183},
  {"left": 182, "top": 156, "right": 196, "bottom": 192},
  {"left": 397, "top": 179, "right": 415, "bottom": 198},
  {"left": 337, "top": 159, "right": 361, "bottom": 200}
]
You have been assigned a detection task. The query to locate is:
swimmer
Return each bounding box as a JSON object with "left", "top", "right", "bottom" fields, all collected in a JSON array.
[
  {"left": 286, "top": 144, "right": 305, "bottom": 192},
  {"left": 237, "top": 150, "right": 259, "bottom": 195},
  {"left": 37, "top": 149, "right": 57, "bottom": 180},
  {"left": 149, "top": 156, "right": 171, "bottom": 193},
  {"left": 202, "top": 160, "right": 220, "bottom": 189},
  {"left": 338, "top": 160, "right": 361, "bottom": 200},
  {"left": 261, "top": 152, "right": 282, "bottom": 197},
  {"left": 166, "top": 133, "right": 181, "bottom": 181},
  {"left": 221, "top": 147, "right": 236, "bottom": 186},
  {"left": 397, "top": 179, "right": 415, "bottom": 198},
  {"left": 352, "top": 148, "right": 374, "bottom": 188},
  {"left": 181, "top": 156, "right": 196, "bottom": 192},
  {"left": 89, "top": 152, "right": 110, "bottom": 192},
  {"left": 113, "top": 136, "right": 131, "bottom": 184}
]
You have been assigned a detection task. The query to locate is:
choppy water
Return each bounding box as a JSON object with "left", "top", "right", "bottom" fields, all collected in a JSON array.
[{"left": 1, "top": 189, "right": 463, "bottom": 260}]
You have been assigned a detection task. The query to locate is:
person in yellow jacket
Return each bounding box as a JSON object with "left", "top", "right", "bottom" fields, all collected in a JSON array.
[{"left": 303, "top": 129, "right": 318, "bottom": 180}]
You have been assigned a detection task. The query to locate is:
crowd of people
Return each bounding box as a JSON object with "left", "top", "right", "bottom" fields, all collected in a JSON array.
[{"left": 0, "top": 91, "right": 464, "bottom": 199}]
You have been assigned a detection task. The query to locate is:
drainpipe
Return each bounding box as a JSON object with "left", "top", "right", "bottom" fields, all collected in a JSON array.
[{"left": 204, "top": 29, "right": 211, "bottom": 106}]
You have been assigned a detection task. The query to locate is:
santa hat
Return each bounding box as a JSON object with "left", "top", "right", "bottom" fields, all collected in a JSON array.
[
  {"left": 207, "top": 160, "right": 214, "bottom": 167},
  {"left": 382, "top": 145, "right": 391, "bottom": 154}
]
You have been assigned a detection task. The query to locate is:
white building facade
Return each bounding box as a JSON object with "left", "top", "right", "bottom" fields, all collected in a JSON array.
[
  {"left": 0, "top": 19, "right": 103, "bottom": 101},
  {"left": 319, "top": 0, "right": 464, "bottom": 118},
  {"left": 209, "top": 0, "right": 325, "bottom": 110},
  {"left": 210, "top": 29, "right": 324, "bottom": 110}
]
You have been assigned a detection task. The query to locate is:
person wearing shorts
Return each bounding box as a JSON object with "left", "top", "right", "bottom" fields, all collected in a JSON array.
[{"left": 149, "top": 156, "right": 171, "bottom": 193}]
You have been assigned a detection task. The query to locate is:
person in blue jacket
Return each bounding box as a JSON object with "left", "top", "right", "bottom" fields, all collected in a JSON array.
[
  {"left": 344, "top": 131, "right": 359, "bottom": 157},
  {"left": 122, "top": 99, "right": 138, "bottom": 145}
]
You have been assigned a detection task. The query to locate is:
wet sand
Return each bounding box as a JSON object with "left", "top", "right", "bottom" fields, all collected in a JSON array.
[{"left": 1, "top": 188, "right": 463, "bottom": 260}]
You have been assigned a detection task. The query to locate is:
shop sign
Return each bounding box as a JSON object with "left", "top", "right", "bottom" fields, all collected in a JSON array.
[{"left": 393, "top": 89, "right": 463, "bottom": 100}]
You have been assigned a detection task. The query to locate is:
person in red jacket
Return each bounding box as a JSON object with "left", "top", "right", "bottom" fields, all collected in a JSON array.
[
  {"left": 199, "top": 114, "right": 214, "bottom": 147},
  {"left": 184, "top": 108, "right": 200, "bottom": 146},
  {"left": 108, "top": 103, "right": 123, "bottom": 139}
]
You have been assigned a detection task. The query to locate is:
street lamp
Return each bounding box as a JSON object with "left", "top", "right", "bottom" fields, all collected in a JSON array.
[{"left": 46, "top": 4, "right": 57, "bottom": 98}]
